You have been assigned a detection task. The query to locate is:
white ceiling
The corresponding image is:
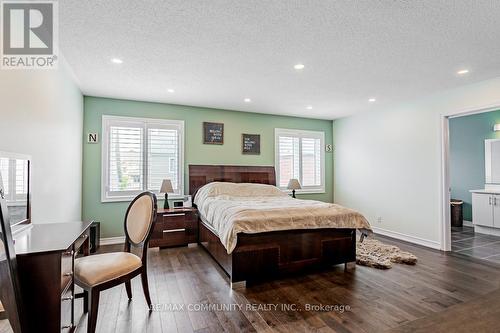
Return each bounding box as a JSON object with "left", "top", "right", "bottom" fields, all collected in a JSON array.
[{"left": 60, "top": 1, "right": 500, "bottom": 120}]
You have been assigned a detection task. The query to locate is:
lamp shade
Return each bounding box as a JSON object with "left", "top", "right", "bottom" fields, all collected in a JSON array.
[
  {"left": 287, "top": 179, "right": 302, "bottom": 190},
  {"left": 160, "top": 179, "right": 173, "bottom": 193},
  {"left": 494, "top": 124, "right": 500, "bottom": 131}
]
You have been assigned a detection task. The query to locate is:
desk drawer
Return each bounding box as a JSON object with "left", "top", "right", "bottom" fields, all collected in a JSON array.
[
  {"left": 61, "top": 250, "right": 74, "bottom": 291},
  {"left": 61, "top": 287, "right": 73, "bottom": 332}
]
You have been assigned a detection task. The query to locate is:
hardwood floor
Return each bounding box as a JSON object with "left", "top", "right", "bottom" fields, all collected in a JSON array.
[
  {"left": 388, "top": 287, "right": 500, "bottom": 332},
  {"left": 3, "top": 236, "right": 500, "bottom": 332}
]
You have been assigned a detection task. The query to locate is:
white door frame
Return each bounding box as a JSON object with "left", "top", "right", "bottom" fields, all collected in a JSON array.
[{"left": 440, "top": 103, "right": 500, "bottom": 251}]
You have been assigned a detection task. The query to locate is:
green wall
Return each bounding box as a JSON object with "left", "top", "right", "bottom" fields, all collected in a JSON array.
[
  {"left": 450, "top": 110, "right": 500, "bottom": 221},
  {"left": 82, "top": 96, "right": 334, "bottom": 238}
]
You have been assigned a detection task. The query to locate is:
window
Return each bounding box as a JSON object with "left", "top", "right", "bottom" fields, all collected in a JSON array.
[
  {"left": 102, "top": 116, "right": 184, "bottom": 202},
  {"left": 0, "top": 157, "right": 28, "bottom": 203},
  {"left": 275, "top": 128, "right": 325, "bottom": 193}
]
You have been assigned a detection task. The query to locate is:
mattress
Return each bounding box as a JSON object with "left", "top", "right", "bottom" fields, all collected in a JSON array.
[{"left": 195, "top": 182, "right": 372, "bottom": 254}]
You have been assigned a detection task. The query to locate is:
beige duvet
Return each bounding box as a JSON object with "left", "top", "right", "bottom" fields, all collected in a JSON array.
[{"left": 195, "top": 182, "right": 372, "bottom": 254}]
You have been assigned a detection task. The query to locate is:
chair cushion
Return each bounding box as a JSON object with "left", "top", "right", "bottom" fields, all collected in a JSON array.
[{"left": 75, "top": 252, "right": 142, "bottom": 287}]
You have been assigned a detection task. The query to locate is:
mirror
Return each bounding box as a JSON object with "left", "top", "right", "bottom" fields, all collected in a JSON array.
[
  {"left": 485, "top": 139, "right": 500, "bottom": 184},
  {"left": 0, "top": 152, "right": 31, "bottom": 227}
]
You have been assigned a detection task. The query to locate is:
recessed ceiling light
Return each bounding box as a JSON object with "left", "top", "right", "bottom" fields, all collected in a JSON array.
[
  {"left": 457, "top": 69, "right": 469, "bottom": 75},
  {"left": 368, "top": 98, "right": 376, "bottom": 102},
  {"left": 306, "top": 106, "right": 313, "bottom": 110},
  {"left": 294, "top": 63, "right": 305, "bottom": 70},
  {"left": 167, "top": 88, "right": 175, "bottom": 93},
  {"left": 244, "top": 98, "right": 251, "bottom": 103},
  {"left": 111, "top": 58, "right": 123, "bottom": 64}
]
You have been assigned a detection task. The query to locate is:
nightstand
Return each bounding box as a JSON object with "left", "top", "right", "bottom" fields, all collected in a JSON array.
[{"left": 149, "top": 207, "right": 198, "bottom": 248}]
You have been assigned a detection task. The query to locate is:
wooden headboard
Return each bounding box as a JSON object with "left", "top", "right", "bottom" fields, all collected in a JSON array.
[{"left": 189, "top": 165, "right": 276, "bottom": 198}]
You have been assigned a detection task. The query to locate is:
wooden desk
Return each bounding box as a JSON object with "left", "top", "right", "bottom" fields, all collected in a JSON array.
[{"left": 14, "top": 221, "right": 92, "bottom": 333}]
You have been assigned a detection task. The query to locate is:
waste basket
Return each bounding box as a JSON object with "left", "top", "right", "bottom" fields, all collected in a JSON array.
[{"left": 451, "top": 199, "right": 463, "bottom": 227}]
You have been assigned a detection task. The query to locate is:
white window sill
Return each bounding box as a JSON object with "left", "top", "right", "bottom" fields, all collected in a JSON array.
[
  {"left": 101, "top": 193, "right": 185, "bottom": 203},
  {"left": 281, "top": 188, "right": 326, "bottom": 195}
]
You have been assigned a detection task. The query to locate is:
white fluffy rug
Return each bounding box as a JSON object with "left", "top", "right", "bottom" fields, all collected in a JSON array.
[{"left": 356, "top": 238, "right": 418, "bottom": 269}]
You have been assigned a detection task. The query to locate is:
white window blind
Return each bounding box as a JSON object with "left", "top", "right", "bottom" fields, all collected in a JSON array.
[
  {"left": 147, "top": 127, "right": 179, "bottom": 192},
  {"left": 102, "top": 116, "right": 184, "bottom": 202},
  {"left": 275, "top": 128, "right": 325, "bottom": 193},
  {"left": 109, "top": 125, "right": 143, "bottom": 193},
  {"left": 277, "top": 136, "right": 300, "bottom": 187}
]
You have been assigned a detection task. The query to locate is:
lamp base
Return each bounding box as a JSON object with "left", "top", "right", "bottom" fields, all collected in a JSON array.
[
  {"left": 164, "top": 193, "right": 169, "bottom": 209},
  {"left": 292, "top": 189, "right": 296, "bottom": 199}
]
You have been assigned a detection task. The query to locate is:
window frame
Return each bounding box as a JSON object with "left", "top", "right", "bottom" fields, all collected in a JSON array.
[
  {"left": 101, "top": 115, "right": 185, "bottom": 202},
  {"left": 274, "top": 128, "right": 325, "bottom": 194}
]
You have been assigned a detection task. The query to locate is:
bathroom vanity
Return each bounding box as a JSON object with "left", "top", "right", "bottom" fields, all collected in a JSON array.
[{"left": 471, "top": 139, "right": 500, "bottom": 236}]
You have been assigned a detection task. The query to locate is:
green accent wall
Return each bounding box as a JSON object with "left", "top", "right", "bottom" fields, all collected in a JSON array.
[
  {"left": 450, "top": 110, "right": 500, "bottom": 221},
  {"left": 82, "top": 96, "right": 334, "bottom": 238}
]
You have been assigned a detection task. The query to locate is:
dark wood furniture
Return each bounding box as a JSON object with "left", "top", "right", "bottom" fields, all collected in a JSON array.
[
  {"left": 75, "top": 192, "right": 157, "bottom": 333},
  {"left": 189, "top": 164, "right": 276, "bottom": 198},
  {"left": 14, "top": 221, "right": 92, "bottom": 333},
  {"left": 89, "top": 222, "right": 100, "bottom": 253},
  {"left": 0, "top": 154, "right": 89, "bottom": 332},
  {"left": 149, "top": 207, "right": 198, "bottom": 248},
  {"left": 199, "top": 223, "right": 356, "bottom": 285},
  {"left": 189, "top": 165, "right": 357, "bottom": 286}
]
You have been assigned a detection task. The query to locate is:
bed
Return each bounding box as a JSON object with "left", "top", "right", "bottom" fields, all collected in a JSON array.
[{"left": 189, "top": 165, "right": 371, "bottom": 287}]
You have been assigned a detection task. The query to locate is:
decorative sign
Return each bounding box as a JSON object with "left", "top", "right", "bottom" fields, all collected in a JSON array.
[
  {"left": 87, "top": 133, "right": 99, "bottom": 144},
  {"left": 203, "top": 122, "right": 224, "bottom": 144},
  {"left": 242, "top": 134, "right": 260, "bottom": 154},
  {"left": 325, "top": 144, "right": 333, "bottom": 152}
]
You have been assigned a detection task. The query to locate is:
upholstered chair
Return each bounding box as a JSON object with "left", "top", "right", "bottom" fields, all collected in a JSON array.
[{"left": 74, "top": 192, "right": 157, "bottom": 333}]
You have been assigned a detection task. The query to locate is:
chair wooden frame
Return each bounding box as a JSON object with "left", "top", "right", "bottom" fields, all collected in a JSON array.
[{"left": 75, "top": 192, "right": 157, "bottom": 333}]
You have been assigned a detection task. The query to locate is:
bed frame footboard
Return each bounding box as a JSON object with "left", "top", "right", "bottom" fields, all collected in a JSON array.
[{"left": 198, "top": 220, "right": 356, "bottom": 284}]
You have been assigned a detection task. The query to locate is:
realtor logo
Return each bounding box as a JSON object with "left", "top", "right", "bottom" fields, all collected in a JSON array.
[{"left": 1, "top": 1, "right": 58, "bottom": 69}]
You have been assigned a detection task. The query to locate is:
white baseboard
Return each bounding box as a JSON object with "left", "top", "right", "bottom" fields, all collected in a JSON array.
[
  {"left": 100, "top": 236, "right": 125, "bottom": 245},
  {"left": 371, "top": 227, "right": 441, "bottom": 250},
  {"left": 463, "top": 220, "right": 473, "bottom": 227},
  {"left": 474, "top": 225, "right": 500, "bottom": 237}
]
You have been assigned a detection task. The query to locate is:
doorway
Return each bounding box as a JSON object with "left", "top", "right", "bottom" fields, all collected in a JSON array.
[{"left": 441, "top": 106, "right": 500, "bottom": 263}]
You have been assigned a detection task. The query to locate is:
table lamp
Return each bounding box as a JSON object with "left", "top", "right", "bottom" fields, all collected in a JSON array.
[
  {"left": 160, "top": 179, "right": 173, "bottom": 209},
  {"left": 287, "top": 179, "right": 301, "bottom": 198}
]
